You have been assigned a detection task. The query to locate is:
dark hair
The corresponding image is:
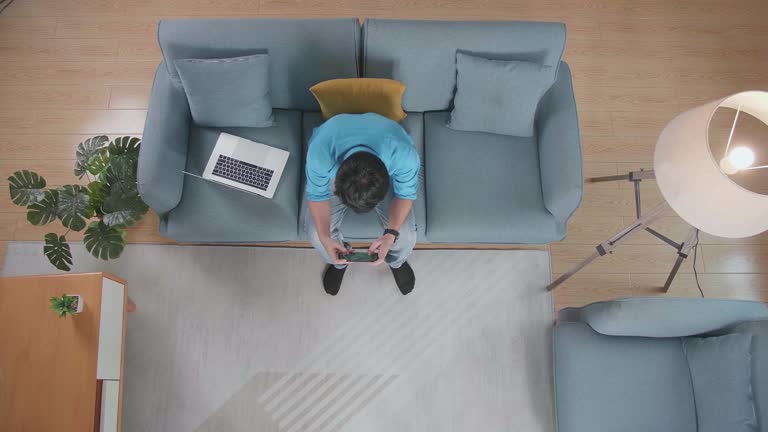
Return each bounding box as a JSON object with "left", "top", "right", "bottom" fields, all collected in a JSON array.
[{"left": 335, "top": 152, "right": 389, "bottom": 213}]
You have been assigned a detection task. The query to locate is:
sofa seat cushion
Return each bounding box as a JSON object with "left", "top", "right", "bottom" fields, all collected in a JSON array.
[
  {"left": 424, "top": 112, "right": 564, "bottom": 243},
  {"left": 554, "top": 321, "right": 697, "bottom": 432},
  {"left": 160, "top": 109, "right": 302, "bottom": 242},
  {"left": 298, "top": 112, "right": 427, "bottom": 242}
]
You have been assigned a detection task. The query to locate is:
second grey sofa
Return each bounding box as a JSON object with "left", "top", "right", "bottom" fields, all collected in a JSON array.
[
  {"left": 555, "top": 297, "right": 768, "bottom": 432},
  {"left": 137, "top": 18, "right": 583, "bottom": 244}
]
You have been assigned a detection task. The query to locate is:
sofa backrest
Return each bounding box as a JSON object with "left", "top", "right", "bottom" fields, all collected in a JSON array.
[
  {"left": 157, "top": 18, "right": 361, "bottom": 111},
  {"left": 362, "top": 19, "right": 566, "bottom": 112}
]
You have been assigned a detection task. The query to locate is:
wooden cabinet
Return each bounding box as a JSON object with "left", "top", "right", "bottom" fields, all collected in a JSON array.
[{"left": 0, "top": 273, "right": 132, "bottom": 432}]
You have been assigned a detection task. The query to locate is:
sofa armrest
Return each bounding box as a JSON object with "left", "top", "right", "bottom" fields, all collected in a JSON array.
[
  {"left": 536, "top": 62, "right": 582, "bottom": 223},
  {"left": 137, "top": 62, "right": 191, "bottom": 215},
  {"left": 575, "top": 297, "right": 768, "bottom": 338}
]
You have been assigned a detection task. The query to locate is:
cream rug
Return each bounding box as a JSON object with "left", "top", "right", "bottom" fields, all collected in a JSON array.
[{"left": 2, "top": 242, "right": 554, "bottom": 432}]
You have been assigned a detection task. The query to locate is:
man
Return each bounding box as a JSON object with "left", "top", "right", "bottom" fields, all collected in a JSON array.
[{"left": 305, "top": 112, "right": 420, "bottom": 296}]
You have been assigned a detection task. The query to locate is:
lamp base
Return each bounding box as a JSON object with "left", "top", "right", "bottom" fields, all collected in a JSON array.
[{"left": 548, "top": 169, "right": 700, "bottom": 292}]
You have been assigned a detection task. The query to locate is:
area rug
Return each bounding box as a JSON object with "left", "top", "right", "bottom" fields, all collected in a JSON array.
[{"left": 2, "top": 242, "right": 554, "bottom": 432}]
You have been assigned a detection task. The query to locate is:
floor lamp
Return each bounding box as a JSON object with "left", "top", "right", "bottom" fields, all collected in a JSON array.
[{"left": 549, "top": 91, "right": 768, "bottom": 291}]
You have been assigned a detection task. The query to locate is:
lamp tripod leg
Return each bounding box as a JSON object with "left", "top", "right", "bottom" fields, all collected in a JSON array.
[
  {"left": 547, "top": 202, "right": 670, "bottom": 291},
  {"left": 662, "top": 228, "right": 699, "bottom": 292}
]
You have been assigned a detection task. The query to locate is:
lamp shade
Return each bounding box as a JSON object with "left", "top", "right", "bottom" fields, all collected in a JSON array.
[{"left": 654, "top": 91, "right": 768, "bottom": 238}]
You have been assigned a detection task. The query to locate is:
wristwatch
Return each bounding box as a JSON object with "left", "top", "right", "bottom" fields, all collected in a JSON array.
[{"left": 383, "top": 228, "right": 400, "bottom": 243}]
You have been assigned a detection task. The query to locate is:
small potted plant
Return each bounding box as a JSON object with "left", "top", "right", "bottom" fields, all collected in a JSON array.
[{"left": 49, "top": 294, "right": 83, "bottom": 318}]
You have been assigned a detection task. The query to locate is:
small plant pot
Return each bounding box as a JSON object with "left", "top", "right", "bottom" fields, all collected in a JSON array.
[{"left": 65, "top": 294, "right": 84, "bottom": 314}]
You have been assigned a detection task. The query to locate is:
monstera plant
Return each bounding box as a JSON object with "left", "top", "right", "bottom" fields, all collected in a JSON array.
[{"left": 8, "top": 136, "right": 148, "bottom": 271}]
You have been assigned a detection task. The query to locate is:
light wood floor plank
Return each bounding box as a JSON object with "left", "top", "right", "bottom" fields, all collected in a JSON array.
[
  {"left": 0, "top": 17, "right": 57, "bottom": 38},
  {"left": 630, "top": 273, "right": 768, "bottom": 302},
  {"left": 0, "top": 62, "right": 157, "bottom": 86},
  {"left": 0, "top": 214, "right": 18, "bottom": 240},
  {"left": 0, "top": 86, "right": 110, "bottom": 109},
  {"left": 55, "top": 16, "right": 161, "bottom": 38},
  {"left": 581, "top": 135, "right": 655, "bottom": 162},
  {"left": 702, "top": 245, "right": 768, "bottom": 274},
  {"left": 0, "top": 161, "right": 85, "bottom": 187},
  {"left": 573, "top": 85, "right": 677, "bottom": 112},
  {"left": 582, "top": 162, "right": 619, "bottom": 189},
  {"left": 0, "top": 38, "right": 119, "bottom": 61},
  {"left": 117, "top": 37, "right": 162, "bottom": 61},
  {"left": 108, "top": 85, "right": 152, "bottom": 109},
  {"left": 0, "top": 135, "right": 92, "bottom": 160},
  {"left": 611, "top": 110, "right": 681, "bottom": 137},
  {"left": 0, "top": 110, "right": 147, "bottom": 134},
  {"left": 124, "top": 0, "right": 260, "bottom": 16},
  {"left": 576, "top": 111, "right": 612, "bottom": 136},
  {"left": 578, "top": 187, "right": 665, "bottom": 218},
  {"left": 599, "top": 18, "right": 768, "bottom": 43},
  {"left": 3, "top": 0, "right": 126, "bottom": 16},
  {"left": 259, "top": 0, "right": 390, "bottom": 17}
]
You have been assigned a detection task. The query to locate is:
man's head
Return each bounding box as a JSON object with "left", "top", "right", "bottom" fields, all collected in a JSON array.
[{"left": 335, "top": 152, "right": 389, "bottom": 213}]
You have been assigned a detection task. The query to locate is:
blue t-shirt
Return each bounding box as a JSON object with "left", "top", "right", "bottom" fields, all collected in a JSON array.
[{"left": 305, "top": 113, "right": 420, "bottom": 202}]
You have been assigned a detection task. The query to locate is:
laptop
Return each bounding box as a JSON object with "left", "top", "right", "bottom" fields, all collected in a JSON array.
[{"left": 186, "top": 133, "right": 290, "bottom": 199}]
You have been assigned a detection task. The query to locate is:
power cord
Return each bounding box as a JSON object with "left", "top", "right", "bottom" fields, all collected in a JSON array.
[{"left": 692, "top": 230, "right": 704, "bottom": 298}]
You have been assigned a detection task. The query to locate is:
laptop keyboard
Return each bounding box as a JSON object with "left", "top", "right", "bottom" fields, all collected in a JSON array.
[{"left": 212, "top": 155, "right": 274, "bottom": 191}]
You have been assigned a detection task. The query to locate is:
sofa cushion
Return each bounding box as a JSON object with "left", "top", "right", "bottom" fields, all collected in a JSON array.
[
  {"left": 732, "top": 320, "right": 768, "bottom": 432},
  {"left": 310, "top": 78, "right": 407, "bottom": 122},
  {"left": 174, "top": 54, "right": 274, "bottom": 128},
  {"left": 682, "top": 333, "right": 758, "bottom": 432},
  {"left": 424, "top": 111, "right": 565, "bottom": 243},
  {"left": 363, "top": 19, "right": 566, "bottom": 112},
  {"left": 554, "top": 321, "right": 697, "bottom": 432},
  {"left": 160, "top": 109, "right": 302, "bottom": 241},
  {"left": 449, "top": 53, "right": 556, "bottom": 137},
  {"left": 158, "top": 18, "right": 360, "bottom": 111},
  {"left": 299, "top": 112, "right": 427, "bottom": 242}
]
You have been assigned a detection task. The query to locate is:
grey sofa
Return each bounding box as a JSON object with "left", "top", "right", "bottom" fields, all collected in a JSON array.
[
  {"left": 138, "top": 18, "right": 583, "bottom": 244},
  {"left": 555, "top": 297, "right": 768, "bottom": 432}
]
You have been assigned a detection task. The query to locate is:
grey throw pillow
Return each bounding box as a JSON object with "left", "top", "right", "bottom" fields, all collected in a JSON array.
[
  {"left": 174, "top": 54, "right": 274, "bottom": 128},
  {"left": 448, "top": 52, "right": 556, "bottom": 137},
  {"left": 682, "top": 333, "right": 758, "bottom": 432}
]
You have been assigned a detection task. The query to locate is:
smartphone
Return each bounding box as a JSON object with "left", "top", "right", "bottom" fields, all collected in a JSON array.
[{"left": 340, "top": 251, "right": 377, "bottom": 263}]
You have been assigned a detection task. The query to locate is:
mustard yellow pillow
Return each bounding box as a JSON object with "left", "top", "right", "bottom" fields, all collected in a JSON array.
[{"left": 310, "top": 78, "right": 407, "bottom": 122}]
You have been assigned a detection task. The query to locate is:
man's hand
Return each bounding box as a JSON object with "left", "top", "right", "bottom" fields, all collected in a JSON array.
[
  {"left": 322, "top": 237, "right": 351, "bottom": 266},
  {"left": 368, "top": 234, "right": 396, "bottom": 266}
]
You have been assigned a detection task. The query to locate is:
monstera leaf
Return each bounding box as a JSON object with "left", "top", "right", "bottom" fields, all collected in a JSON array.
[
  {"left": 87, "top": 149, "right": 111, "bottom": 177},
  {"left": 27, "top": 190, "right": 59, "bottom": 226},
  {"left": 103, "top": 155, "right": 138, "bottom": 196},
  {"left": 56, "top": 185, "right": 92, "bottom": 231},
  {"left": 87, "top": 181, "right": 107, "bottom": 216},
  {"left": 102, "top": 190, "right": 148, "bottom": 228},
  {"left": 108, "top": 136, "right": 141, "bottom": 159},
  {"left": 84, "top": 221, "right": 126, "bottom": 260},
  {"left": 44, "top": 233, "right": 73, "bottom": 271},
  {"left": 74, "top": 135, "right": 108, "bottom": 178},
  {"left": 8, "top": 170, "right": 47, "bottom": 206}
]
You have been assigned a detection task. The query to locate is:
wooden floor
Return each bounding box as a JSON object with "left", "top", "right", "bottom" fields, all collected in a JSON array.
[{"left": 1, "top": 0, "right": 767, "bottom": 312}]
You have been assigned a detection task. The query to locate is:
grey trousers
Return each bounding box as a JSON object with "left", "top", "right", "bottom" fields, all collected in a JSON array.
[{"left": 304, "top": 195, "right": 417, "bottom": 269}]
